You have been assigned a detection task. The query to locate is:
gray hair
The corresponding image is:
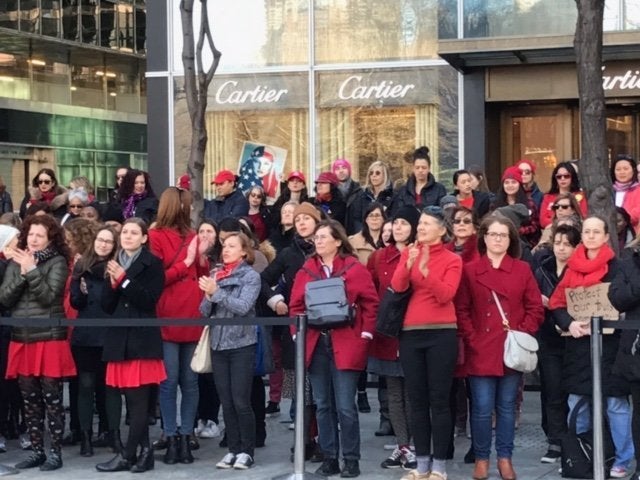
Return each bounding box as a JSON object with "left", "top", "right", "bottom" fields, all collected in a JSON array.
[{"left": 68, "top": 188, "right": 89, "bottom": 205}]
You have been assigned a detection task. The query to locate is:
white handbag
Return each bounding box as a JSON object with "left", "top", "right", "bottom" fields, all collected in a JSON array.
[
  {"left": 492, "top": 290, "right": 539, "bottom": 373},
  {"left": 190, "top": 326, "right": 212, "bottom": 373}
]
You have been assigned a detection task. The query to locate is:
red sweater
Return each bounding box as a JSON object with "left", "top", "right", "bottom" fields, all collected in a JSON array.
[
  {"left": 391, "top": 242, "right": 462, "bottom": 329},
  {"left": 540, "top": 191, "right": 588, "bottom": 228}
]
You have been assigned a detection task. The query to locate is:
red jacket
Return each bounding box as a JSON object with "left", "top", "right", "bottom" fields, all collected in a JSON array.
[
  {"left": 455, "top": 255, "right": 544, "bottom": 377},
  {"left": 540, "top": 191, "right": 588, "bottom": 228},
  {"left": 621, "top": 186, "right": 640, "bottom": 233},
  {"left": 289, "top": 254, "right": 379, "bottom": 371},
  {"left": 366, "top": 245, "right": 402, "bottom": 361},
  {"left": 149, "top": 228, "right": 209, "bottom": 343}
]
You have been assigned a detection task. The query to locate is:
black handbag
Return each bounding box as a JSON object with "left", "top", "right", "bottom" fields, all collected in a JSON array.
[
  {"left": 561, "top": 397, "right": 615, "bottom": 479},
  {"left": 375, "top": 286, "right": 412, "bottom": 338}
]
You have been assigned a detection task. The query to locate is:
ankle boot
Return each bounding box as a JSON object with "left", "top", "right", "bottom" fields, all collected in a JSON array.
[
  {"left": 497, "top": 457, "right": 517, "bottom": 480},
  {"left": 131, "top": 447, "right": 154, "bottom": 473},
  {"left": 163, "top": 435, "right": 179, "bottom": 464},
  {"left": 96, "top": 452, "right": 133, "bottom": 472},
  {"left": 473, "top": 459, "right": 490, "bottom": 480},
  {"left": 179, "top": 434, "right": 194, "bottom": 464},
  {"left": 80, "top": 430, "right": 94, "bottom": 457},
  {"left": 39, "top": 449, "right": 62, "bottom": 471},
  {"left": 356, "top": 391, "right": 371, "bottom": 413}
]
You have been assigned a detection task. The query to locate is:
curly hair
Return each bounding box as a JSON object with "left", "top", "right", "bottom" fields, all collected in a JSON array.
[
  {"left": 18, "top": 214, "right": 70, "bottom": 261},
  {"left": 118, "top": 169, "right": 155, "bottom": 200},
  {"left": 64, "top": 218, "right": 100, "bottom": 257}
]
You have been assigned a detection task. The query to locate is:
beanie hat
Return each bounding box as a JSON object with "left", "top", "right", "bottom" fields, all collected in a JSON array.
[
  {"left": 495, "top": 204, "right": 530, "bottom": 229},
  {"left": 331, "top": 158, "right": 352, "bottom": 176},
  {"left": 440, "top": 195, "right": 459, "bottom": 209},
  {"left": 501, "top": 166, "right": 523, "bottom": 184},
  {"left": 393, "top": 206, "right": 420, "bottom": 230},
  {"left": 315, "top": 171, "right": 339, "bottom": 186},
  {"left": 178, "top": 174, "right": 191, "bottom": 190},
  {"left": 0, "top": 225, "right": 19, "bottom": 252},
  {"left": 516, "top": 159, "right": 537, "bottom": 174},
  {"left": 293, "top": 202, "right": 321, "bottom": 223}
]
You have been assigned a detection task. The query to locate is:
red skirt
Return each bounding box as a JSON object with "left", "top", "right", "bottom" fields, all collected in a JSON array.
[
  {"left": 106, "top": 359, "right": 167, "bottom": 388},
  {"left": 5, "top": 340, "right": 77, "bottom": 379}
]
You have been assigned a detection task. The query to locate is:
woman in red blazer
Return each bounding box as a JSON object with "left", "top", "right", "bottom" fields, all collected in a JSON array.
[
  {"left": 456, "top": 215, "right": 544, "bottom": 480},
  {"left": 289, "top": 219, "right": 379, "bottom": 478}
]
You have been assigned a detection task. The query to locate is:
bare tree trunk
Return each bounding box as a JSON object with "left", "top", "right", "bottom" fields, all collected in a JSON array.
[
  {"left": 180, "top": 0, "right": 221, "bottom": 223},
  {"left": 574, "top": 0, "right": 617, "bottom": 251}
]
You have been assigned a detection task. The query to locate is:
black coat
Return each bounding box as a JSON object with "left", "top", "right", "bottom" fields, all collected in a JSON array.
[
  {"left": 101, "top": 248, "right": 165, "bottom": 362},
  {"left": 268, "top": 226, "right": 295, "bottom": 255},
  {"left": 610, "top": 247, "right": 640, "bottom": 383},
  {"left": 534, "top": 255, "right": 565, "bottom": 349},
  {"left": 203, "top": 189, "right": 249, "bottom": 224},
  {"left": 312, "top": 190, "right": 347, "bottom": 226},
  {"left": 130, "top": 196, "right": 159, "bottom": 225},
  {"left": 388, "top": 174, "right": 447, "bottom": 217},
  {"left": 70, "top": 261, "right": 110, "bottom": 347},
  {"left": 472, "top": 190, "right": 492, "bottom": 220},
  {"left": 345, "top": 185, "right": 393, "bottom": 236}
]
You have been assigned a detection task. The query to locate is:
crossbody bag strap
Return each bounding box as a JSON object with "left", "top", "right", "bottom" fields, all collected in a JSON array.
[{"left": 491, "top": 290, "right": 510, "bottom": 331}]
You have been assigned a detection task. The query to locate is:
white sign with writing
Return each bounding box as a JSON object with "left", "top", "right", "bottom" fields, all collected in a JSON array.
[{"left": 565, "top": 282, "right": 619, "bottom": 335}]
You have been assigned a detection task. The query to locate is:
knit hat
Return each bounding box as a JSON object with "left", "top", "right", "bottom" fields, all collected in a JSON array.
[
  {"left": 287, "top": 171, "right": 306, "bottom": 183},
  {"left": 495, "top": 204, "right": 530, "bottom": 229},
  {"left": 516, "top": 159, "right": 537, "bottom": 174},
  {"left": 212, "top": 170, "right": 236, "bottom": 185},
  {"left": 293, "top": 202, "right": 321, "bottom": 223},
  {"left": 0, "top": 225, "right": 19, "bottom": 252},
  {"left": 315, "top": 171, "right": 339, "bottom": 186},
  {"left": 178, "top": 174, "right": 191, "bottom": 190},
  {"left": 331, "top": 158, "right": 352, "bottom": 176},
  {"left": 440, "top": 195, "right": 459, "bottom": 209},
  {"left": 501, "top": 166, "right": 523, "bottom": 184},
  {"left": 393, "top": 206, "right": 420, "bottom": 229}
]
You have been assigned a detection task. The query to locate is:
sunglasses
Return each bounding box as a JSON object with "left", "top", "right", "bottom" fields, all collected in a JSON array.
[
  {"left": 555, "top": 174, "right": 572, "bottom": 180},
  {"left": 453, "top": 218, "right": 473, "bottom": 225},
  {"left": 68, "top": 204, "right": 84, "bottom": 209},
  {"left": 552, "top": 204, "right": 572, "bottom": 211},
  {"left": 38, "top": 179, "right": 52, "bottom": 185},
  {"left": 369, "top": 171, "right": 382, "bottom": 176},
  {"left": 519, "top": 169, "right": 532, "bottom": 175},
  {"left": 250, "top": 193, "right": 263, "bottom": 198}
]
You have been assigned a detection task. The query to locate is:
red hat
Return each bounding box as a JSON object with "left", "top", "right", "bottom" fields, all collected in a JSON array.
[
  {"left": 212, "top": 170, "right": 236, "bottom": 185},
  {"left": 501, "top": 166, "right": 523, "bottom": 184},
  {"left": 315, "top": 171, "right": 339, "bottom": 186},
  {"left": 516, "top": 159, "right": 537, "bottom": 174},
  {"left": 331, "top": 158, "right": 352, "bottom": 176},
  {"left": 287, "top": 171, "right": 306, "bottom": 183},
  {"left": 178, "top": 174, "right": 191, "bottom": 190}
]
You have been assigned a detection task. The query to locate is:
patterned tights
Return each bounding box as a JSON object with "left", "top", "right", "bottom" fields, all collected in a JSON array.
[{"left": 18, "top": 375, "right": 65, "bottom": 453}]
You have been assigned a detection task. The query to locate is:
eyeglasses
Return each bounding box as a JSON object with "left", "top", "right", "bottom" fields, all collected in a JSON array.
[
  {"left": 369, "top": 171, "right": 382, "bottom": 176},
  {"left": 367, "top": 213, "right": 383, "bottom": 218},
  {"left": 250, "top": 193, "right": 263, "bottom": 198},
  {"left": 552, "top": 204, "right": 572, "bottom": 211},
  {"left": 116, "top": 175, "right": 125, "bottom": 180},
  {"left": 313, "top": 234, "right": 332, "bottom": 242},
  {"left": 95, "top": 237, "right": 114, "bottom": 245},
  {"left": 38, "top": 179, "right": 52, "bottom": 185},
  {"left": 555, "top": 174, "right": 572, "bottom": 180},
  {"left": 68, "top": 204, "right": 84, "bottom": 209},
  {"left": 519, "top": 169, "right": 532, "bottom": 175},
  {"left": 485, "top": 232, "right": 509, "bottom": 240},
  {"left": 453, "top": 218, "right": 473, "bottom": 225}
]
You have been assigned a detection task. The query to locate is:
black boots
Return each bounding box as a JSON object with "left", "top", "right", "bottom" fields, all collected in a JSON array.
[
  {"left": 163, "top": 435, "right": 179, "bottom": 465},
  {"left": 96, "top": 452, "right": 134, "bottom": 472},
  {"left": 39, "top": 450, "right": 63, "bottom": 471},
  {"left": 179, "top": 435, "right": 194, "bottom": 464},
  {"left": 80, "top": 430, "right": 94, "bottom": 457},
  {"left": 131, "top": 447, "right": 154, "bottom": 473},
  {"left": 15, "top": 451, "right": 46, "bottom": 469},
  {"left": 356, "top": 392, "right": 370, "bottom": 413},
  {"left": 94, "top": 430, "right": 123, "bottom": 453}
]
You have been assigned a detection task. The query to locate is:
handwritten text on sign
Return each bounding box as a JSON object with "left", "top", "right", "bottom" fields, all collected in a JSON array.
[{"left": 565, "top": 283, "right": 619, "bottom": 334}]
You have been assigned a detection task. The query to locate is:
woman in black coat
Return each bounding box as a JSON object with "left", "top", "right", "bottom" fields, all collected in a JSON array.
[
  {"left": 70, "top": 225, "right": 122, "bottom": 457},
  {"left": 610, "top": 235, "right": 640, "bottom": 480},
  {"left": 96, "top": 218, "right": 165, "bottom": 473}
]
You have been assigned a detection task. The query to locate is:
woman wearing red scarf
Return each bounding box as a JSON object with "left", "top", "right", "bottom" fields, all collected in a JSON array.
[
  {"left": 611, "top": 155, "right": 640, "bottom": 233},
  {"left": 549, "top": 215, "right": 633, "bottom": 478},
  {"left": 18, "top": 168, "right": 68, "bottom": 220}
]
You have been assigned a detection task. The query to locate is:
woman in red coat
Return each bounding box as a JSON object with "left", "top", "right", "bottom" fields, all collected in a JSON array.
[
  {"left": 456, "top": 215, "right": 544, "bottom": 480},
  {"left": 149, "top": 187, "right": 210, "bottom": 464},
  {"left": 367, "top": 205, "right": 419, "bottom": 471},
  {"left": 289, "top": 219, "right": 379, "bottom": 478},
  {"left": 539, "top": 162, "right": 588, "bottom": 228}
]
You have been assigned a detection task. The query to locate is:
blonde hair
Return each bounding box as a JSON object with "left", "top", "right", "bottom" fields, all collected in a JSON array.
[{"left": 365, "top": 161, "right": 391, "bottom": 192}]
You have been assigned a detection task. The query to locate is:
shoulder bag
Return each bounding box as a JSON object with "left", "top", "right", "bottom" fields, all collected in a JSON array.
[
  {"left": 492, "top": 290, "right": 539, "bottom": 373},
  {"left": 190, "top": 325, "right": 212, "bottom": 373},
  {"left": 375, "top": 286, "right": 412, "bottom": 338},
  {"left": 303, "top": 263, "right": 356, "bottom": 329}
]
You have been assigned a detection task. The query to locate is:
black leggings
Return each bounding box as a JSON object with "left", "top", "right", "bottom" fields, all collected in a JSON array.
[
  {"left": 123, "top": 385, "right": 152, "bottom": 459},
  {"left": 18, "top": 375, "right": 65, "bottom": 453},
  {"left": 77, "top": 370, "right": 122, "bottom": 432}
]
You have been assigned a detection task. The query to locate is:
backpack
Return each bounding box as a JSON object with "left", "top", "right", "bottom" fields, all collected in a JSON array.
[{"left": 303, "top": 262, "right": 356, "bottom": 329}]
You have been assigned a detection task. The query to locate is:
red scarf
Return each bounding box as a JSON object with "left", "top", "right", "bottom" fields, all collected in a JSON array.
[
  {"left": 215, "top": 260, "right": 242, "bottom": 281},
  {"left": 30, "top": 190, "right": 56, "bottom": 206}
]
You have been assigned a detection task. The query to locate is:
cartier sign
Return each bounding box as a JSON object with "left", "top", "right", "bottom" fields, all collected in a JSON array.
[
  {"left": 602, "top": 66, "right": 640, "bottom": 93},
  {"left": 208, "top": 74, "right": 308, "bottom": 111}
]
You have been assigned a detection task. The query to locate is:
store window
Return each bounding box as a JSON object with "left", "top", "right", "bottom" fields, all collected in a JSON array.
[
  {"left": 71, "top": 64, "right": 105, "bottom": 109},
  {"left": 0, "top": 1, "right": 20, "bottom": 30},
  {"left": 0, "top": 52, "right": 30, "bottom": 100},
  {"left": 19, "top": 0, "right": 39, "bottom": 33},
  {"left": 606, "top": 114, "right": 635, "bottom": 161},
  {"left": 79, "top": 0, "right": 100, "bottom": 44},
  {"left": 32, "top": 59, "right": 71, "bottom": 104}
]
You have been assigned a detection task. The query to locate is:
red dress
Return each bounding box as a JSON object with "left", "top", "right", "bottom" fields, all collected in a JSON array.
[{"left": 5, "top": 339, "right": 76, "bottom": 379}]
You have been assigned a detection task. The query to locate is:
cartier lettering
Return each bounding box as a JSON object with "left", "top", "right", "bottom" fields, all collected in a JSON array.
[
  {"left": 338, "top": 75, "right": 415, "bottom": 100},
  {"left": 602, "top": 66, "right": 640, "bottom": 91},
  {"left": 215, "top": 80, "right": 288, "bottom": 104}
]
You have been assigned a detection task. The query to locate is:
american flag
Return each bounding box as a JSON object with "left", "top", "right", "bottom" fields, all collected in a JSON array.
[{"left": 238, "top": 146, "right": 266, "bottom": 193}]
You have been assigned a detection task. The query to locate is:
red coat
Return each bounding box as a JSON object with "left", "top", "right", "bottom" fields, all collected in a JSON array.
[
  {"left": 289, "top": 254, "right": 379, "bottom": 371},
  {"left": 149, "top": 228, "right": 209, "bottom": 343},
  {"left": 455, "top": 255, "right": 544, "bottom": 377},
  {"left": 366, "top": 245, "right": 402, "bottom": 361},
  {"left": 540, "top": 191, "right": 588, "bottom": 228},
  {"left": 621, "top": 186, "right": 640, "bottom": 233}
]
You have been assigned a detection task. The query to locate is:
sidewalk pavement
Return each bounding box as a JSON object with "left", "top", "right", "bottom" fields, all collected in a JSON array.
[{"left": 0, "top": 390, "right": 565, "bottom": 479}]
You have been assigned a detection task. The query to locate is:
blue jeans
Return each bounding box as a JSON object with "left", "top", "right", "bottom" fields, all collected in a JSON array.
[
  {"left": 568, "top": 394, "right": 634, "bottom": 469},
  {"left": 308, "top": 334, "right": 361, "bottom": 461},
  {"left": 469, "top": 373, "right": 522, "bottom": 459},
  {"left": 159, "top": 341, "right": 199, "bottom": 436}
]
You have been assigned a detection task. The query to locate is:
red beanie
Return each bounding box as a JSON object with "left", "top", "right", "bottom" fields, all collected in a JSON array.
[
  {"left": 501, "top": 166, "right": 523, "bottom": 184},
  {"left": 516, "top": 159, "right": 537, "bottom": 174}
]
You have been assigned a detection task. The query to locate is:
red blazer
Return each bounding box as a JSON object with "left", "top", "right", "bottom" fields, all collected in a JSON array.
[
  {"left": 366, "top": 245, "right": 402, "bottom": 361},
  {"left": 149, "top": 228, "right": 209, "bottom": 343},
  {"left": 455, "top": 255, "right": 544, "bottom": 377},
  {"left": 540, "top": 191, "right": 588, "bottom": 228},
  {"left": 289, "top": 254, "right": 379, "bottom": 371}
]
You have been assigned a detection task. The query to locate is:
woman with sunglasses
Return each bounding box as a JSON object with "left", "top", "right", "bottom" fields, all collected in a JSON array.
[
  {"left": 60, "top": 189, "right": 89, "bottom": 226},
  {"left": 540, "top": 162, "right": 588, "bottom": 228},
  {"left": 246, "top": 186, "right": 273, "bottom": 243},
  {"left": 19, "top": 168, "right": 68, "bottom": 220},
  {"left": 346, "top": 161, "right": 393, "bottom": 235},
  {"left": 534, "top": 192, "right": 584, "bottom": 251},
  {"left": 390, "top": 206, "right": 463, "bottom": 480}
]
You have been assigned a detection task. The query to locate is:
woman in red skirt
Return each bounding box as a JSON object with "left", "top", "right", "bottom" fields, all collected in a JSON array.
[
  {"left": 0, "top": 214, "right": 75, "bottom": 471},
  {"left": 95, "top": 217, "right": 166, "bottom": 473}
]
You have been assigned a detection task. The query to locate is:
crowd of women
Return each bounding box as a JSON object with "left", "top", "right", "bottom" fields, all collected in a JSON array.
[{"left": 0, "top": 148, "right": 640, "bottom": 480}]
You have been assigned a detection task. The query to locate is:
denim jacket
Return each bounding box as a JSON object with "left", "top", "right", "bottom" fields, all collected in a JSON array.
[{"left": 199, "top": 261, "right": 261, "bottom": 351}]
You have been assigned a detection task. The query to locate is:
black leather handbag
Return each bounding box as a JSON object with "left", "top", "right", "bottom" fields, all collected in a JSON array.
[{"left": 375, "top": 286, "right": 412, "bottom": 338}]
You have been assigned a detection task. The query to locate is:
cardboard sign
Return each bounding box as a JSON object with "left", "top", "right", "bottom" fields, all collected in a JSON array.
[{"left": 565, "top": 283, "right": 619, "bottom": 335}]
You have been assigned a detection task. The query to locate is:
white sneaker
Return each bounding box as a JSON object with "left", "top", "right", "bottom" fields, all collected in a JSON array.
[
  {"left": 216, "top": 452, "right": 236, "bottom": 469},
  {"left": 194, "top": 419, "right": 205, "bottom": 437},
  {"left": 288, "top": 422, "right": 295, "bottom": 431},
  {"left": 199, "top": 420, "right": 221, "bottom": 439},
  {"left": 233, "top": 452, "right": 254, "bottom": 469}
]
